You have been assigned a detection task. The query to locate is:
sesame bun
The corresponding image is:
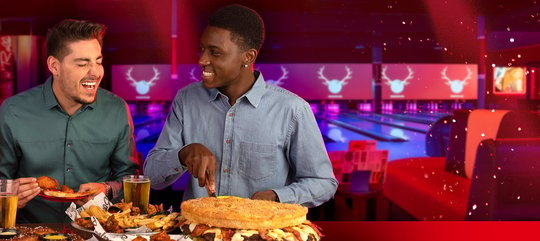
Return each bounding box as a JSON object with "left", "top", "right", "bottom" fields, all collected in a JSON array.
[{"left": 180, "top": 196, "right": 308, "bottom": 230}]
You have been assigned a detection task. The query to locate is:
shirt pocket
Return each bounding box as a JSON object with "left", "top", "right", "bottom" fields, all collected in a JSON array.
[{"left": 239, "top": 141, "right": 277, "bottom": 181}]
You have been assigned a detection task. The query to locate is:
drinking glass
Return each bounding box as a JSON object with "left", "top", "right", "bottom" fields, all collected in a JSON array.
[
  {"left": 0, "top": 179, "right": 19, "bottom": 229},
  {"left": 122, "top": 175, "right": 150, "bottom": 214}
]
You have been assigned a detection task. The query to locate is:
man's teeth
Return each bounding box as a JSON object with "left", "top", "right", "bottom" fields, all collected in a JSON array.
[
  {"left": 202, "top": 71, "right": 214, "bottom": 77},
  {"left": 82, "top": 82, "right": 96, "bottom": 89}
]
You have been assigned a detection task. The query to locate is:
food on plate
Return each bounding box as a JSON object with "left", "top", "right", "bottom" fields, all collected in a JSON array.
[
  {"left": 80, "top": 205, "right": 110, "bottom": 223},
  {"left": 75, "top": 202, "right": 179, "bottom": 233},
  {"left": 60, "top": 185, "right": 75, "bottom": 193},
  {"left": 103, "top": 215, "right": 123, "bottom": 234},
  {"left": 36, "top": 176, "right": 58, "bottom": 190},
  {"left": 179, "top": 196, "right": 322, "bottom": 241},
  {"left": 42, "top": 189, "right": 94, "bottom": 198},
  {"left": 75, "top": 217, "right": 94, "bottom": 230},
  {"left": 132, "top": 236, "right": 147, "bottom": 241},
  {"left": 150, "top": 231, "right": 171, "bottom": 241},
  {"left": 147, "top": 203, "right": 164, "bottom": 216},
  {"left": 37, "top": 176, "right": 95, "bottom": 199},
  {"left": 132, "top": 231, "right": 171, "bottom": 241}
]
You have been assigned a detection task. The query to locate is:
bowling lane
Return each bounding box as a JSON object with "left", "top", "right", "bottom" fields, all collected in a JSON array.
[
  {"left": 343, "top": 111, "right": 431, "bottom": 133},
  {"left": 133, "top": 115, "right": 153, "bottom": 124},
  {"left": 318, "top": 118, "right": 427, "bottom": 160},
  {"left": 133, "top": 113, "right": 167, "bottom": 127},
  {"left": 135, "top": 120, "right": 164, "bottom": 142},
  {"left": 380, "top": 111, "right": 451, "bottom": 124},
  {"left": 317, "top": 113, "right": 424, "bottom": 142},
  {"left": 318, "top": 119, "right": 373, "bottom": 142},
  {"left": 134, "top": 117, "right": 167, "bottom": 158},
  {"left": 405, "top": 111, "right": 451, "bottom": 118}
]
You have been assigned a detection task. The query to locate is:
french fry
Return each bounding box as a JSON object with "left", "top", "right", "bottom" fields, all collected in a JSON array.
[
  {"left": 80, "top": 210, "right": 90, "bottom": 218},
  {"left": 118, "top": 216, "right": 137, "bottom": 228},
  {"left": 87, "top": 205, "right": 111, "bottom": 223},
  {"left": 162, "top": 220, "right": 177, "bottom": 232},
  {"left": 134, "top": 218, "right": 156, "bottom": 226}
]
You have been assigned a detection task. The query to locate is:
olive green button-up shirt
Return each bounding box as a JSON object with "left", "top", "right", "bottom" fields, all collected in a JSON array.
[{"left": 0, "top": 78, "right": 139, "bottom": 223}]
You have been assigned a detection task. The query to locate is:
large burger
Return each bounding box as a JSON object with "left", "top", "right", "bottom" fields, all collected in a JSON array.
[{"left": 179, "top": 196, "right": 322, "bottom": 241}]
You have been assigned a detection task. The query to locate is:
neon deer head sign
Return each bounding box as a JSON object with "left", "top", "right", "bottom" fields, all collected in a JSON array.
[
  {"left": 441, "top": 66, "right": 471, "bottom": 94},
  {"left": 318, "top": 66, "right": 352, "bottom": 94},
  {"left": 189, "top": 68, "right": 200, "bottom": 82},
  {"left": 266, "top": 65, "right": 288, "bottom": 86},
  {"left": 125, "top": 67, "right": 160, "bottom": 95},
  {"left": 382, "top": 66, "right": 414, "bottom": 94}
]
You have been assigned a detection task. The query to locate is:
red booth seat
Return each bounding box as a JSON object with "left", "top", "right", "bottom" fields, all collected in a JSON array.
[
  {"left": 384, "top": 157, "right": 471, "bottom": 220},
  {"left": 383, "top": 109, "right": 540, "bottom": 220},
  {"left": 467, "top": 138, "right": 540, "bottom": 220}
]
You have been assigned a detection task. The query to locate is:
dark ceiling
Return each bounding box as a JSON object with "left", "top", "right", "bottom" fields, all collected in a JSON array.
[{"left": 1, "top": 0, "right": 539, "bottom": 65}]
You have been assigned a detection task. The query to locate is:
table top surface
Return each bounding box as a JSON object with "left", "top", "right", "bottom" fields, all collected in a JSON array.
[{"left": 18, "top": 221, "right": 538, "bottom": 241}]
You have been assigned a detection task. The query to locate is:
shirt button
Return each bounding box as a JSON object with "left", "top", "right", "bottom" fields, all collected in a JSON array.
[
  {"left": 223, "top": 169, "right": 229, "bottom": 173},
  {"left": 67, "top": 143, "right": 72, "bottom": 147},
  {"left": 66, "top": 168, "right": 72, "bottom": 172},
  {"left": 225, "top": 139, "right": 232, "bottom": 144}
]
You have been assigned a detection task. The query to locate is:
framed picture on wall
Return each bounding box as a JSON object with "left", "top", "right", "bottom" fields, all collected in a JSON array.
[{"left": 493, "top": 66, "right": 527, "bottom": 95}]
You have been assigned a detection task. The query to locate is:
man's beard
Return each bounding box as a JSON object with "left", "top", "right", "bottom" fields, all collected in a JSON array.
[{"left": 74, "top": 94, "right": 96, "bottom": 105}]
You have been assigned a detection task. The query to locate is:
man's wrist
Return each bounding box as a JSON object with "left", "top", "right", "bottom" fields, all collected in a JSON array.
[
  {"left": 101, "top": 182, "right": 112, "bottom": 199},
  {"left": 178, "top": 149, "right": 187, "bottom": 167},
  {"left": 273, "top": 190, "right": 280, "bottom": 202}
]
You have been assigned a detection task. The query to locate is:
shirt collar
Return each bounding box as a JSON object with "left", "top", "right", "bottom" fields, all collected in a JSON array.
[
  {"left": 207, "top": 87, "right": 220, "bottom": 102},
  {"left": 206, "top": 71, "right": 267, "bottom": 108},
  {"left": 43, "top": 76, "right": 96, "bottom": 111},
  {"left": 43, "top": 77, "right": 58, "bottom": 109},
  {"left": 243, "top": 71, "right": 266, "bottom": 108}
]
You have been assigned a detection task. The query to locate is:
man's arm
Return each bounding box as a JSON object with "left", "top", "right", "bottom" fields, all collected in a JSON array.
[
  {"left": 271, "top": 102, "right": 338, "bottom": 207},
  {"left": 0, "top": 103, "right": 18, "bottom": 179},
  {"left": 106, "top": 101, "right": 140, "bottom": 201},
  {"left": 0, "top": 103, "right": 41, "bottom": 208},
  {"left": 144, "top": 92, "right": 187, "bottom": 189}
]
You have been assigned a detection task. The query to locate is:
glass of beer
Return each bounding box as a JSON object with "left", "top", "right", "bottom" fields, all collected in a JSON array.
[
  {"left": 0, "top": 179, "right": 19, "bottom": 229},
  {"left": 123, "top": 175, "right": 150, "bottom": 214}
]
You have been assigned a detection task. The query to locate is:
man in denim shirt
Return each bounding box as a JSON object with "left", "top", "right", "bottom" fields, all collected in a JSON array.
[{"left": 144, "top": 5, "right": 337, "bottom": 207}]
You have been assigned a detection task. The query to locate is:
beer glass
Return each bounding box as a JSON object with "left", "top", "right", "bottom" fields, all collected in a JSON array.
[
  {"left": 123, "top": 175, "right": 150, "bottom": 214},
  {"left": 0, "top": 179, "right": 19, "bottom": 229}
]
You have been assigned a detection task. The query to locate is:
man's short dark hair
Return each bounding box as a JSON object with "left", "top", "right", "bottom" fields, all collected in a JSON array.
[
  {"left": 208, "top": 4, "right": 265, "bottom": 51},
  {"left": 46, "top": 19, "right": 107, "bottom": 60}
]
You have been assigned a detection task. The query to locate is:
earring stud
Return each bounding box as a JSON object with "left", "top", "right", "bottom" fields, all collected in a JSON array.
[{"left": 242, "top": 64, "right": 249, "bottom": 68}]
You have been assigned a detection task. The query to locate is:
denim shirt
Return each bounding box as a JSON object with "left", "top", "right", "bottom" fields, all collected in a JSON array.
[{"left": 144, "top": 71, "right": 337, "bottom": 207}]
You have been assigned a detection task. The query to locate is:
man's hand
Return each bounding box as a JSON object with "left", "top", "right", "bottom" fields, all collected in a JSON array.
[
  {"left": 75, "top": 182, "right": 106, "bottom": 206},
  {"left": 251, "top": 190, "right": 278, "bottom": 202},
  {"left": 16, "top": 177, "right": 40, "bottom": 208},
  {"left": 179, "top": 143, "right": 216, "bottom": 190}
]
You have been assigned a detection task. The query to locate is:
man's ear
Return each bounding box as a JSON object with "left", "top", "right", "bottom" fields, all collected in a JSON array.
[
  {"left": 243, "top": 48, "right": 258, "bottom": 66},
  {"left": 47, "top": 56, "right": 60, "bottom": 76}
]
